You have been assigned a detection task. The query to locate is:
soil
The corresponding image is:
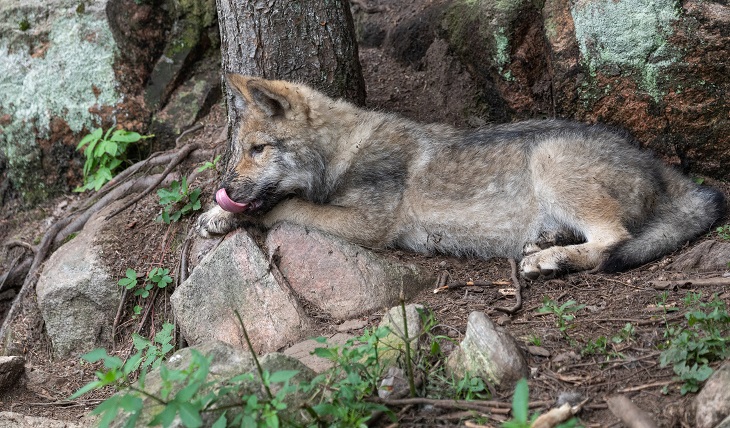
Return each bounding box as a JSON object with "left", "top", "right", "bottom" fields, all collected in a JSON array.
[{"left": 1, "top": 2, "right": 729, "bottom": 427}]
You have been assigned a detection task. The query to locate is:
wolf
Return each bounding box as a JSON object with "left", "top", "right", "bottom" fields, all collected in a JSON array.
[{"left": 196, "top": 74, "right": 725, "bottom": 279}]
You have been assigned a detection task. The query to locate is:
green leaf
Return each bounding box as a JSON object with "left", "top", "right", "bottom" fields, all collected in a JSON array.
[
  {"left": 268, "top": 370, "right": 299, "bottom": 384},
  {"left": 211, "top": 413, "right": 227, "bottom": 428},
  {"left": 511, "top": 378, "right": 529, "bottom": 424},
  {"left": 110, "top": 129, "right": 143, "bottom": 143},
  {"left": 69, "top": 380, "right": 103, "bottom": 400},
  {"left": 177, "top": 401, "right": 203, "bottom": 428},
  {"left": 76, "top": 128, "right": 102, "bottom": 150}
]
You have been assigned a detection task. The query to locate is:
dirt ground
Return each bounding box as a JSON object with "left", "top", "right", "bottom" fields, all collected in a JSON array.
[{"left": 1, "top": 2, "right": 729, "bottom": 427}]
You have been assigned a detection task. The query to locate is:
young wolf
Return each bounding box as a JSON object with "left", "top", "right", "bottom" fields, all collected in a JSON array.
[{"left": 196, "top": 75, "right": 725, "bottom": 279}]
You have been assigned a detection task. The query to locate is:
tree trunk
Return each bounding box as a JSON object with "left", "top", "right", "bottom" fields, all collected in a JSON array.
[{"left": 216, "top": 0, "right": 366, "bottom": 141}]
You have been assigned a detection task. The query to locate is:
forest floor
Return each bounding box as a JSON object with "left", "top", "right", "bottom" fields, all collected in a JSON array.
[{"left": 1, "top": 2, "right": 729, "bottom": 427}]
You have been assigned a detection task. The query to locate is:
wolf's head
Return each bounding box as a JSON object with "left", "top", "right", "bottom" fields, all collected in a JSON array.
[{"left": 215, "top": 75, "right": 331, "bottom": 214}]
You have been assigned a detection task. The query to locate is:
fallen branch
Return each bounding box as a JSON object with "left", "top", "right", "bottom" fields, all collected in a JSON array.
[
  {"left": 104, "top": 143, "right": 202, "bottom": 221},
  {"left": 494, "top": 258, "right": 523, "bottom": 315},
  {"left": 0, "top": 215, "right": 75, "bottom": 344},
  {"left": 649, "top": 277, "right": 730, "bottom": 290},
  {"left": 606, "top": 395, "right": 658, "bottom": 428}
]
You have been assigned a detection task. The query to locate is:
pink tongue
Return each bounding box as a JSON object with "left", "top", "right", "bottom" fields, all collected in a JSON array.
[{"left": 216, "top": 188, "right": 249, "bottom": 213}]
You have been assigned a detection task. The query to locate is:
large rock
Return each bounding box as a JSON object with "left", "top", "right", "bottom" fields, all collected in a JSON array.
[
  {"left": 0, "top": 0, "right": 154, "bottom": 201},
  {"left": 695, "top": 361, "right": 730, "bottom": 428},
  {"left": 266, "top": 222, "right": 434, "bottom": 320},
  {"left": 0, "top": 356, "right": 24, "bottom": 392},
  {"left": 0, "top": 412, "right": 88, "bottom": 428},
  {"left": 35, "top": 203, "right": 122, "bottom": 358},
  {"left": 0, "top": 0, "right": 219, "bottom": 201},
  {"left": 447, "top": 311, "right": 529, "bottom": 389},
  {"left": 441, "top": 0, "right": 729, "bottom": 178},
  {"left": 171, "top": 230, "right": 312, "bottom": 353}
]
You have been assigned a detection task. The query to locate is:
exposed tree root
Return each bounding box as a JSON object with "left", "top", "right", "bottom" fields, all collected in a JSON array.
[{"left": 0, "top": 132, "right": 217, "bottom": 350}]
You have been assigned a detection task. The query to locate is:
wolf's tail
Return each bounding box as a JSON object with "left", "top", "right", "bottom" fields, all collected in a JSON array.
[{"left": 600, "top": 175, "right": 726, "bottom": 273}]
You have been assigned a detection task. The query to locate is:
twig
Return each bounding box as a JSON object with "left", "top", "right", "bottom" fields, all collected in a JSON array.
[
  {"left": 433, "top": 280, "right": 509, "bottom": 294},
  {"left": 377, "top": 397, "right": 552, "bottom": 411},
  {"left": 616, "top": 379, "right": 677, "bottom": 393},
  {"left": 0, "top": 215, "right": 74, "bottom": 344},
  {"left": 649, "top": 277, "right": 730, "bottom": 289},
  {"left": 5, "top": 240, "right": 36, "bottom": 254},
  {"left": 105, "top": 143, "right": 202, "bottom": 220},
  {"left": 494, "top": 258, "right": 523, "bottom": 315}
]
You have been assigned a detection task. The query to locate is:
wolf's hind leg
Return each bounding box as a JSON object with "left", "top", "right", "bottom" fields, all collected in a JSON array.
[{"left": 520, "top": 225, "right": 630, "bottom": 279}]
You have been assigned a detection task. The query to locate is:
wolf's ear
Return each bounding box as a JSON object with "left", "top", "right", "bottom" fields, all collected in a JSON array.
[{"left": 225, "top": 74, "right": 291, "bottom": 119}]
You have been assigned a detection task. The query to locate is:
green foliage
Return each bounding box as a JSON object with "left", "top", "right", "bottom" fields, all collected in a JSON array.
[
  {"left": 75, "top": 127, "right": 152, "bottom": 192},
  {"left": 660, "top": 294, "right": 730, "bottom": 394},
  {"left": 716, "top": 224, "right": 730, "bottom": 240},
  {"left": 502, "top": 379, "right": 533, "bottom": 428},
  {"left": 306, "top": 327, "right": 395, "bottom": 425},
  {"left": 18, "top": 18, "right": 30, "bottom": 31},
  {"left": 156, "top": 177, "right": 202, "bottom": 224},
  {"left": 538, "top": 298, "right": 586, "bottom": 335},
  {"left": 527, "top": 335, "right": 542, "bottom": 346},
  {"left": 196, "top": 155, "right": 222, "bottom": 173},
  {"left": 118, "top": 267, "right": 172, "bottom": 300},
  {"left": 581, "top": 323, "right": 634, "bottom": 358}
]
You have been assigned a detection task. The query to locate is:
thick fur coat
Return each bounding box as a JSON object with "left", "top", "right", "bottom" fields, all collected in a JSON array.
[{"left": 196, "top": 75, "right": 726, "bottom": 279}]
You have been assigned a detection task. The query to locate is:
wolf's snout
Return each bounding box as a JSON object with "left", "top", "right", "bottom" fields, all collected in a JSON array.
[{"left": 215, "top": 188, "right": 249, "bottom": 213}]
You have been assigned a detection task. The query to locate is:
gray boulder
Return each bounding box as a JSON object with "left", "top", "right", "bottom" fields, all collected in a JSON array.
[
  {"left": 171, "top": 230, "right": 312, "bottom": 353},
  {"left": 695, "top": 360, "right": 730, "bottom": 428},
  {"left": 35, "top": 203, "right": 122, "bottom": 358},
  {"left": 447, "top": 311, "right": 529, "bottom": 389}
]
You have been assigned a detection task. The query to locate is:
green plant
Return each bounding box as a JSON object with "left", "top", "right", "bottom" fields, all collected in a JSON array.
[
  {"left": 660, "top": 294, "right": 730, "bottom": 394},
  {"left": 157, "top": 177, "right": 202, "bottom": 224},
  {"left": 527, "top": 335, "right": 542, "bottom": 346},
  {"left": 538, "top": 298, "right": 585, "bottom": 335},
  {"left": 502, "top": 378, "right": 535, "bottom": 428},
  {"left": 716, "top": 224, "right": 730, "bottom": 240},
  {"left": 196, "top": 155, "right": 222, "bottom": 173},
  {"left": 612, "top": 323, "right": 635, "bottom": 344},
  {"left": 307, "top": 327, "right": 395, "bottom": 425},
  {"left": 18, "top": 18, "right": 30, "bottom": 31},
  {"left": 75, "top": 127, "right": 152, "bottom": 192},
  {"left": 118, "top": 267, "right": 172, "bottom": 301}
]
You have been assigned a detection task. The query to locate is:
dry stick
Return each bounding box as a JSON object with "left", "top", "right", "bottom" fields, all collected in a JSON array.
[
  {"left": 649, "top": 277, "right": 730, "bottom": 290},
  {"left": 378, "top": 397, "right": 552, "bottom": 413},
  {"left": 53, "top": 174, "right": 173, "bottom": 247},
  {"left": 606, "top": 395, "right": 659, "bottom": 428},
  {"left": 0, "top": 215, "right": 75, "bottom": 344},
  {"left": 494, "top": 258, "right": 523, "bottom": 315},
  {"left": 104, "top": 142, "right": 202, "bottom": 221}
]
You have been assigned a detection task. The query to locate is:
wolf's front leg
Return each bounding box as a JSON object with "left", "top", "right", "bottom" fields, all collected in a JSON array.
[
  {"left": 195, "top": 205, "right": 240, "bottom": 238},
  {"left": 263, "top": 198, "right": 393, "bottom": 248}
]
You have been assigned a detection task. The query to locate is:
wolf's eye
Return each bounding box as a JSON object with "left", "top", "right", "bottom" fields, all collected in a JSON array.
[{"left": 250, "top": 145, "right": 265, "bottom": 156}]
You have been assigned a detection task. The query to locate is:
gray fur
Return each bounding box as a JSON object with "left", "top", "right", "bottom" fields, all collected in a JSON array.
[{"left": 196, "top": 75, "right": 726, "bottom": 279}]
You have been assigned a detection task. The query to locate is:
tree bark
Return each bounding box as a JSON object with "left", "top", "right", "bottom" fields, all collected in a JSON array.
[{"left": 216, "top": 0, "right": 366, "bottom": 141}]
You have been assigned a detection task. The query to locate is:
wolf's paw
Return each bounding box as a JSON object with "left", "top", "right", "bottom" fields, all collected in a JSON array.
[
  {"left": 519, "top": 250, "right": 563, "bottom": 280},
  {"left": 195, "top": 206, "right": 237, "bottom": 238}
]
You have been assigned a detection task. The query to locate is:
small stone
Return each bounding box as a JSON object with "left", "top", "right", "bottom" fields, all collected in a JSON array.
[
  {"left": 526, "top": 346, "right": 551, "bottom": 358},
  {"left": 283, "top": 333, "right": 353, "bottom": 373},
  {"left": 446, "top": 311, "right": 529, "bottom": 389},
  {"left": 0, "top": 356, "right": 24, "bottom": 393}
]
